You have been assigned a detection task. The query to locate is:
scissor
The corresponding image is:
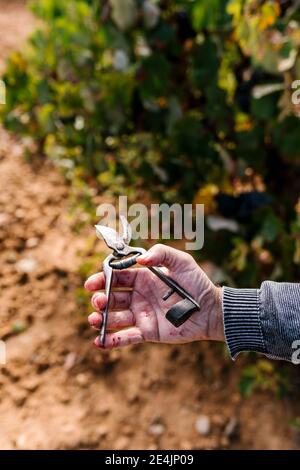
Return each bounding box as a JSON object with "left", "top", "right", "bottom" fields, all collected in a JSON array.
[{"left": 95, "top": 216, "right": 200, "bottom": 346}]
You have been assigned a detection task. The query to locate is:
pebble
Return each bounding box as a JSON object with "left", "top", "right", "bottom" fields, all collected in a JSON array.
[
  {"left": 15, "top": 257, "right": 37, "bottom": 274},
  {"left": 75, "top": 372, "right": 89, "bottom": 388},
  {"left": 148, "top": 423, "right": 165, "bottom": 437},
  {"left": 122, "top": 424, "right": 134, "bottom": 437},
  {"left": 22, "top": 377, "right": 40, "bottom": 392},
  {"left": 96, "top": 402, "right": 111, "bottom": 417},
  {"left": 0, "top": 212, "right": 9, "bottom": 226},
  {"left": 64, "top": 352, "right": 77, "bottom": 371},
  {"left": 15, "top": 433, "right": 28, "bottom": 449},
  {"left": 26, "top": 237, "right": 39, "bottom": 248},
  {"left": 15, "top": 208, "right": 25, "bottom": 219},
  {"left": 97, "top": 425, "right": 109, "bottom": 438},
  {"left": 224, "top": 417, "right": 238, "bottom": 438},
  {"left": 12, "top": 389, "right": 27, "bottom": 407},
  {"left": 220, "top": 436, "right": 229, "bottom": 448},
  {"left": 58, "top": 392, "right": 71, "bottom": 404},
  {"left": 195, "top": 415, "right": 211, "bottom": 436},
  {"left": 5, "top": 251, "right": 17, "bottom": 263},
  {"left": 127, "top": 387, "right": 139, "bottom": 404}
]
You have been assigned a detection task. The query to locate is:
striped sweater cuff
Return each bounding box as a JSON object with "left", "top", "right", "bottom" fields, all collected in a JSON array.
[{"left": 222, "top": 286, "right": 266, "bottom": 359}]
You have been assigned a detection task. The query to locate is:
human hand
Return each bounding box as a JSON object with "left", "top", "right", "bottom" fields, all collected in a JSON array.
[{"left": 84, "top": 244, "right": 224, "bottom": 349}]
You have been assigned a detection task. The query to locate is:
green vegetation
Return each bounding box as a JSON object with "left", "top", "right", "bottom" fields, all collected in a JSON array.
[
  {"left": 1, "top": 0, "right": 300, "bottom": 286},
  {"left": 239, "top": 359, "right": 291, "bottom": 398}
]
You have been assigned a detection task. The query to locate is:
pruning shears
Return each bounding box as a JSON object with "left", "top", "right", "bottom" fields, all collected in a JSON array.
[{"left": 95, "top": 216, "right": 200, "bottom": 347}]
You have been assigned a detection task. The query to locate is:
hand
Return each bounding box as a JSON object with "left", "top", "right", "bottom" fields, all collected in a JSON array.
[{"left": 84, "top": 244, "right": 224, "bottom": 349}]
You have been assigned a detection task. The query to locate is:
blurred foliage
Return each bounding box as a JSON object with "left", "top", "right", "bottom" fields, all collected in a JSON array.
[
  {"left": 290, "top": 416, "right": 300, "bottom": 432},
  {"left": 239, "top": 358, "right": 291, "bottom": 398},
  {"left": 1, "top": 0, "right": 300, "bottom": 286}
]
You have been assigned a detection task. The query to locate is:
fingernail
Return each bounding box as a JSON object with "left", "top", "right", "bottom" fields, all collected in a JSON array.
[
  {"left": 92, "top": 293, "right": 106, "bottom": 310},
  {"left": 91, "top": 294, "right": 100, "bottom": 310}
]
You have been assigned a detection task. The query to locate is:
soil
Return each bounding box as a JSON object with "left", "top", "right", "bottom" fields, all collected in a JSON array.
[{"left": 0, "top": 0, "right": 300, "bottom": 450}]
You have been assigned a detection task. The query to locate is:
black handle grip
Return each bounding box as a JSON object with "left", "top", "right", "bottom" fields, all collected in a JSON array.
[
  {"left": 165, "top": 299, "right": 199, "bottom": 327},
  {"left": 109, "top": 253, "right": 141, "bottom": 270}
]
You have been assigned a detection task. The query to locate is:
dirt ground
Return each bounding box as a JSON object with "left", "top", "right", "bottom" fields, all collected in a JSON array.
[{"left": 0, "top": 0, "right": 300, "bottom": 450}]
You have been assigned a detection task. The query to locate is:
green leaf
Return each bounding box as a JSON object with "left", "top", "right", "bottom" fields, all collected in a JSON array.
[
  {"left": 138, "top": 53, "right": 170, "bottom": 100},
  {"left": 192, "top": 0, "right": 230, "bottom": 32},
  {"left": 260, "top": 213, "right": 282, "bottom": 243}
]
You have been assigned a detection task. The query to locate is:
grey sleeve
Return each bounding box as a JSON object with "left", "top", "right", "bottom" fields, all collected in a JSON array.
[{"left": 222, "top": 282, "right": 300, "bottom": 362}]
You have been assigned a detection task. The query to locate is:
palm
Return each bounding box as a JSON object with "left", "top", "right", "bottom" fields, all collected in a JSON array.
[{"left": 127, "top": 264, "right": 211, "bottom": 344}]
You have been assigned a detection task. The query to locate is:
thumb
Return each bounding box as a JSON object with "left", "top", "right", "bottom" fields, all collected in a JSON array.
[{"left": 137, "top": 244, "right": 188, "bottom": 271}]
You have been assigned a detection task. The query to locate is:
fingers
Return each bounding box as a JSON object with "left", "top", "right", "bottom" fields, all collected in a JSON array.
[
  {"left": 91, "top": 291, "right": 131, "bottom": 311},
  {"left": 94, "top": 327, "right": 144, "bottom": 349},
  {"left": 84, "top": 272, "right": 106, "bottom": 291},
  {"left": 88, "top": 310, "right": 135, "bottom": 330},
  {"left": 84, "top": 269, "right": 138, "bottom": 292},
  {"left": 137, "top": 243, "right": 191, "bottom": 271}
]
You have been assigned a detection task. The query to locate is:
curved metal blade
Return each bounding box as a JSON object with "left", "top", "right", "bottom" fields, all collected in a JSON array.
[
  {"left": 120, "top": 215, "right": 132, "bottom": 245},
  {"left": 95, "top": 224, "right": 124, "bottom": 251}
]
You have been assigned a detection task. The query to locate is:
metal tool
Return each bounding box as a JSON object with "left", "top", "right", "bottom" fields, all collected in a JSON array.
[{"left": 95, "top": 216, "right": 200, "bottom": 346}]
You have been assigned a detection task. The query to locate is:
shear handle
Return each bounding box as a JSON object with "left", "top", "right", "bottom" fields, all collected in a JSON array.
[
  {"left": 148, "top": 266, "right": 200, "bottom": 309},
  {"left": 109, "top": 252, "right": 143, "bottom": 270}
]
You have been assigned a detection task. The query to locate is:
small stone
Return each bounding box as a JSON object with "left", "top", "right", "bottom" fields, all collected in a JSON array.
[
  {"left": 58, "top": 392, "right": 71, "bottom": 404},
  {"left": 5, "top": 251, "right": 17, "bottom": 263},
  {"left": 220, "top": 436, "right": 229, "bottom": 448},
  {"left": 195, "top": 415, "right": 211, "bottom": 436},
  {"left": 212, "top": 414, "right": 225, "bottom": 427},
  {"left": 15, "top": 433, "right": 28, "bottom": 449},
  {"left": 224, "top": 417, "right": 238, "bottom": 438},
  {"left": 15, "top": 257, "right": 37, "bottom": 274},
  {"left": 148, "top": 423, "right": 165, "bottom": 437},
  {"left": 22, "top": 377, "right": 40, "bottom": 392},
  {"left": 127, "top": 388, "right": 139, "bottom": 404},
  {"left": 26, "top": 237, "right": 39, "bottom": 248},
  {"left": 85, "top": 427, "right": 107, "bottom": 445},
  {"left": 75, "top": 372, "right": 89, "bottom": 388},
  {"left": 0, "top": 213, "right": 9, "bottom": 226},
  {"left": 15, "top": 209, "right": 25, "bottom": 219},
  {"left": 12, "top": 389, "right": 27, "bottom": 407},
  {"left": 96, "top": 402, "right": 111, "bottom": 417},
  {"left": 122, "top": 425, "right": 134, "bottom": 437},
  {"left": 64, "top": 352, "right": 77, "bottom": 371},
  {"left": 98, "top": 425, "right": 109, "bottom": 438}
]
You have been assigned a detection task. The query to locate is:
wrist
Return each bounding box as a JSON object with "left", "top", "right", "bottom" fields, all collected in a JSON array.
[
  {"left": 201, "top": 285, "right": 224, "bottom": 342},
  {"left": 213, "top": 286, "right": 225, "bottom": 341}
]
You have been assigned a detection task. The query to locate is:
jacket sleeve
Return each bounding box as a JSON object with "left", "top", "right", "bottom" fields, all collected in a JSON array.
[{"left": 222, "top": 281, "right": 300, "bottom": 362}]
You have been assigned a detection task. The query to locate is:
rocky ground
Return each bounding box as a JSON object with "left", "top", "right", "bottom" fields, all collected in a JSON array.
[{"left": 0, "top": 0, "right": 300, "bottom": 450}]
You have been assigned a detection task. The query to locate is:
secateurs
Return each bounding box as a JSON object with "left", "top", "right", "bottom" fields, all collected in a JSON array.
[{"left": 95, "top": 216, "right": 200, "bottom": 346}]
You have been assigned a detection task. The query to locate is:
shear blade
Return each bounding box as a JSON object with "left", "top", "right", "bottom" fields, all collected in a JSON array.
[
  {"left": 95, "top": 216, "right": 132, "bottom": 251},
  {"left": 120, "top": 215, "right": 132, "bottom": 245},
  {"left": 95, "top": 224, "right": 123, "bottom": 251}
]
